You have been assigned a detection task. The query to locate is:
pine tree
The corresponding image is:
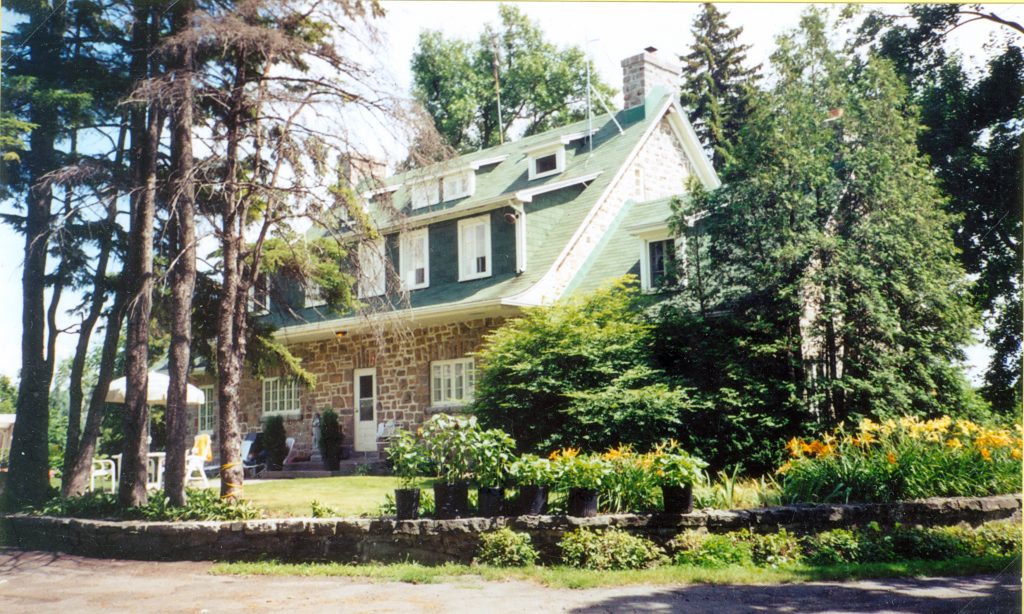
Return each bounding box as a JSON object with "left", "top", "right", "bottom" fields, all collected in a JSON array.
[
  {"left": 680, "top": 3, "right": 761, "bottom": 172},
  {"left": 669, "top": 10, "right": 978, "bottom": 429}
]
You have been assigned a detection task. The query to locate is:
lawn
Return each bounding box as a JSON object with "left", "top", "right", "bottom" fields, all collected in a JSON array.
[
  {"left": 212, "top": 556, "right": 1022, "bottom": 589},
  {"left": 240, "top": 476, "right": 435, "bottom": 517}
]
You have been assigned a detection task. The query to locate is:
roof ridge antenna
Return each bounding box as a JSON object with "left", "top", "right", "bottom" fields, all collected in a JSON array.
[
  {"left": 584, "top": 35, "right": 623, "bottom": 147},
  {"left": 585, "top": 33, "right": 594, "bottom": 158}
]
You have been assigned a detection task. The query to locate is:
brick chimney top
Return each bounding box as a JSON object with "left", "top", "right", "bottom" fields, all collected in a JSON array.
[{"left": 621, "top": 47, "right": 680, "bottom": 110}]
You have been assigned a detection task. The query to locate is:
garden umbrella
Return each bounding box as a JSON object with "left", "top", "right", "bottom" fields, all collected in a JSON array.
[{"left": 105, "top": 371, "right": 205, "bottom": 406}]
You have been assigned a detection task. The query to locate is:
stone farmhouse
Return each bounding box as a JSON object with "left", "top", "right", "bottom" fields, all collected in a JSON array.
[{"left": 188, "top": 48, "right": 721, "bottom": 461}]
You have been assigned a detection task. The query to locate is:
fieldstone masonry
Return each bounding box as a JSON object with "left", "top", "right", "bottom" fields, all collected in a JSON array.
[
  {"left": 621, "top": 47, "right": 682, "bottom": 111},
  {"left": 190, "top": 317, "right": 503, "bottom": 460},
  {"left": 3, "top": 495, "right": 1018, "bottom": 565}
]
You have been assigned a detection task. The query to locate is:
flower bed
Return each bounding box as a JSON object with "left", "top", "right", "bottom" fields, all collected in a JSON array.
[{"left": 778, "top": 416, "right": 1022, "bottom": 504}]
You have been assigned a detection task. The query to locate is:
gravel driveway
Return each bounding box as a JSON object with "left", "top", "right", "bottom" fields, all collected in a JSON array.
[{"left": 0, "top": 549, "right": 1019, "bottom": 613}]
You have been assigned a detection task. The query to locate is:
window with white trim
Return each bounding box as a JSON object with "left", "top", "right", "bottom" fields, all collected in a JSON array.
[
  {"left": 399, "top": 228, "right": 429, "bottom": 290},
  {"left": 357, "top": 239, "right": 386, "bottom": 298},
  {"left": 198, "top": 385, "right": 216, "bottom": 433},
  {"left": 639, "top": 234, "right": 681, "bottom": 292},
  {"left": 528, "top": 146, "right": 565, "bottom": 180},
  {"left": 431, "top": 358, "right": 476, "bottom": 406},
  {"left": 262, "top": 377, "right": 300, "bottom": 416},
  {"left": 248, "top": 273, "right": 270, "bottom": 313},
  {"left": 442, "top": 170, "right": 475, "bottom": 201},
  {"left": 458, "top": 215, "right": 491, "bottom": 281},
  {"left": 304, "top": 282, "right": 325, "bottom": 308},
  {"left": 411, "top": 179, "right": 440, "bottom": 209}
]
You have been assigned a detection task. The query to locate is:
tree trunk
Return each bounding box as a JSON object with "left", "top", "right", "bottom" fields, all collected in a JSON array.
[
  {"left": 118, "top": 5, "right": 160, "bottom": 507},
  {"left": 62, "top": 288, "right": 127, "bottom": 497},
  {"left": 7, "top": 8, "right": 65, "bottom": 508},
  {"left": 164, "top": 0, "right": 198, "bottom": 506},
  {"left": 62, "top": 123, "right": 126, "bottom": 491},
  {"left": 217, "top": 59, "right": 248, "bottom": 501}
]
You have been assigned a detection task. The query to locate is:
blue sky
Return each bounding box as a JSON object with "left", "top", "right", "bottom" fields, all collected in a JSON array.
[{"left": 1, "top": 2, "right": 1019, "bottom": 381}]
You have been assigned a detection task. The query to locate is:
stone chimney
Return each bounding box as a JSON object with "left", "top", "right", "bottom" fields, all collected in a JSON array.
[{"left": 621, "top": 47, "right": 681, "bottom": 110}]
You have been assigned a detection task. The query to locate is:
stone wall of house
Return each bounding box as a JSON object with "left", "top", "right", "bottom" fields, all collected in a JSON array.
[
  {"left": 539, "top": 116, "right": 692, "bottom": 303},
  {"left": 4, "top": 494, "right": 1018, "bottom": 565},
  {"left": 189, "top": 317, "right": 504, "bottom": 461}
]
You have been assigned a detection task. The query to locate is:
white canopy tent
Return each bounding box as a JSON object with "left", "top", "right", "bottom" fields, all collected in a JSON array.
[{"left": 105, "top": 371, "right": 206, "bottom": 406}]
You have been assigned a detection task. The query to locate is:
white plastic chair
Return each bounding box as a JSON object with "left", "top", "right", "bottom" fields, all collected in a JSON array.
[
  {"left": 186, "top": 434, "right": 212, "bottom": 487},
  {"left": 376, "top": 420, "right": 396, "bottom": 441},
  {"left": 91, "top": 458, "right": 118, "bottom": 493}
]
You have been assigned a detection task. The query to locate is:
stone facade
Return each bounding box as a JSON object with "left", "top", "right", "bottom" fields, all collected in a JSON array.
[
  {"left": 539, "top": 116, "right": 692, "bottom": 303},
  {"left": 5, "top": 494, "right": 1019, "bottom": 565},
  {"left": 190, "top": 317, "right": 504, "bottom": 460}
]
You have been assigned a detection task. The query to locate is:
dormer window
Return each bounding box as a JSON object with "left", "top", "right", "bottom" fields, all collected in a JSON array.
[
  {"left": 442, "top": 170, "right": 475, "bottom": 202},
  {"left": 526, "top": 144, "right": 566, "bottom": 181},
  {"left": 411, "top": 179, "right": 440, "bottom": 209},
  {"left": 638, "top": 232, "right": 681, "bottom": 292}
]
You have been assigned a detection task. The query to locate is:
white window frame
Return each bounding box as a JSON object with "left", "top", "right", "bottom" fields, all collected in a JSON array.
[
  {"left": 304, "top": 282, "right": 325, "bottom": 308},
  {"left": 442, "top": 170, "right": 475, "bottom": 202},
  {"left": 431, "top": 358, "right": 476, "bottom": 407},
  {"left": 198, "top": 385, "right": 216, "bottom": 433},
  {"left": 247, "top": 273, "right": 270, "bottom": 314},
  {"left": 528, "top": 145, "right": 565, "bottom": 181},
  {"left": 399, "top": 227, "right": 430, "bottom": 291},
  {"left": 357, "top": 238, "right": 386, "bottom": 298},
  {"left": 261, "top": 377, "right": 300, "bottom": 417},
  {"left": 411, "top": 178, "right": 440, "bottom": 209},
  {"left": 638, "top": 228, "right": 682, "bottom": 293},
  {"left": 458, "top": 214, "right": 492, "bottom": 281}
]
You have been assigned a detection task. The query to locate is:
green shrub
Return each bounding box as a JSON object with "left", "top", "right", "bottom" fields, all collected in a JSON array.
[
  {"left": 890, "top": 525, "right": 975, "bottom": 561},
  {"left": 473, "top": 279, "right": 694, "bottom": 454},
  {"left": 472, "top": 428, "right": 516, "bottom": 488},
  {"left": 974, "top": 521, "right": 1023, "bottom": 557},
  {"left": 310, "top": 500, "right": 338, "bottom": 518},
  {"left": 672, "top": 531, "right": 753, "bottom": 567},
  {"left": 421, "top": 414, "right": 478, "bottom": 484},
  {"left": 559, "top": 527, "right": 667, "bottom": 570},
  {"left": 803, "top": 529, "right": 862, "bottom": 565},
  {"left": 37, "top": 489, "right": 262, "bottom": 521},
  {"left": 263, "top": 415, "right": 289, "bottom": 470},
  {"left": 476, "top": 528, "right": 538, "bottom": 567},
  {"left": 749, "top": 529, "right": 803, "bottom": 567},
  {"left": 318, "top": 410, "right": 343, "bottom": 470},
  {"left": 387, "top": 429, "right": 428, "bottom": 488}
]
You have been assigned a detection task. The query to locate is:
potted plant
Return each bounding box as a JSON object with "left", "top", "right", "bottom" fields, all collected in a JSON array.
[
  {"left": 552, "top": 449, "right": 610, "bottom": 517},
  {"left": 650, "top": 440, "right": 707, "bottom": 514},
  {"left": 318, "top": 409, "right": 343, "bottom": 471},
  {"left": 472, "top": 428, "right": 515, "bottom": 517},
  {"left": 387, "top": 429, "right": 426, "bottom": 520},
  {"left": 421, "top": 414, "right": 477, "bottom": 519},
  {"left": 509, "top": 454, "right": 554, "bottom": 515}
]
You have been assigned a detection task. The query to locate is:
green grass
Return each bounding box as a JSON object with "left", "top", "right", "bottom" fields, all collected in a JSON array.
[
  {"left": 240, "top": 476, "right": 435, "bottom": 517},
  {"left": 212, "top": 555, "right": 1021, "bottom": 589}
]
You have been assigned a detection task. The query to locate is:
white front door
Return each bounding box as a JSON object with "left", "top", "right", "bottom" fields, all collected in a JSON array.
[{"left": 354, "top": 368, "right": 377, "bottom": 452}]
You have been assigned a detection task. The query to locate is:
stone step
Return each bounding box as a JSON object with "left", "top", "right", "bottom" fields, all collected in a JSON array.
[{"left": 262, "top": 458, "right": 390, "bottom": 479}]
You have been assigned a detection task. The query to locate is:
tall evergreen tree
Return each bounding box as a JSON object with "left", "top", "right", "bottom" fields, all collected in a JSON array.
[
  {"left": 859, "top": 6, "right": 1023, "bottom": 413},
  {"left": 679, "top": 3, "right": 761, "bottom": 172},
  {"left": 667, "top": 10, "right": 978, "bottom": 432}
]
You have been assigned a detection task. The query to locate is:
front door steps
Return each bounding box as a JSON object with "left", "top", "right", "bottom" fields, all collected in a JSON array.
[{"left": 262, "top": 454, "right": 388, "bottom": 479}]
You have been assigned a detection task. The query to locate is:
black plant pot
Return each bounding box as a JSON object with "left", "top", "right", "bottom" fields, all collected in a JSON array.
[
  {"left": 567, "top": 487, "right": 599, "bottom": 517},
  {"left": 477, "top": 487, "right": 505, "bottom": 517},
  {"left": 395, "top": 488, "right": 420, "bottom": 520},
  {"left": 662, "top": 484, "right": 694, "bottom": 514},
  {"left": 434, "top": 482, "right": 470, "bottom": 519},
  {"left": 518, "top": 485, "right": 549, "bottom": 515}
]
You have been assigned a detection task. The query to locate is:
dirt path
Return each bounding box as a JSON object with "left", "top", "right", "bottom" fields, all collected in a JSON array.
[{"left": 0, "top": 549, "right": 1019, "bottom": 613}]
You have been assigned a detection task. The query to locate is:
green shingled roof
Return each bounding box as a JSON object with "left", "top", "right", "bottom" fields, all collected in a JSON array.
[
  {"left": 271, "top": 88, "right": 677, "bottom": 329},
  {"left": 566, "top": 195, "right": 680, "bottom": 296}
]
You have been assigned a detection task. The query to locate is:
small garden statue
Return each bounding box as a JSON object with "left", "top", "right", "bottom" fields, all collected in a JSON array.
[{"left": 311, "top": 412, "right": 322, "bottom": 462}]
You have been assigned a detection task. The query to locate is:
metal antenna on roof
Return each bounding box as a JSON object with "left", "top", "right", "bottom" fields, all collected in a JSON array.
[
  {"left": 491, "top": 33, "right": 505, "bottom": 145},
  {"left": 585, "top": 33, "right": 594, "bottom": 158}
]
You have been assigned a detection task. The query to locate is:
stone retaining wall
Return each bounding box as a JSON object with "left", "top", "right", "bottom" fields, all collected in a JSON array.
[{"left": 2, "top": 494, "right": 1019, "bottom": 565}]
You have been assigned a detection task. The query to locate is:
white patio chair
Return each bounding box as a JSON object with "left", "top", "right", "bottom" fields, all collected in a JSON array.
[
  {"left": 91, "top": 458, "right": 118, "bottom": 493},
  {"left": 186, "top": 434, "right": 212, "bottom": 488},
  {"left": 376, "top": 420, "right": 396, "bottom": 441}
]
